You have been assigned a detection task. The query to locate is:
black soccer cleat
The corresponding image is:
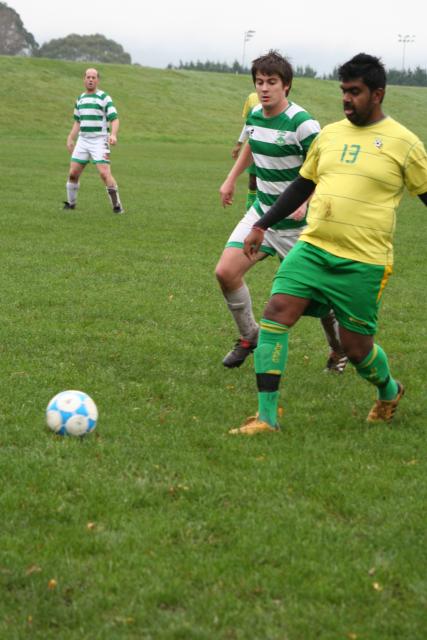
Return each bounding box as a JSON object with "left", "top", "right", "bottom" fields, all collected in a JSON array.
[
  {"left": 324, "top": 350, "right": 348, "bottom": 374},
  {"left": 223, "top": 338, "right": 257, "bottom": 368},
  {"left": 113, "top": 205, "right": 125, "bottom": 214},
  {"left": 63, "top": 201, "right": 76, "bottom": 210}
]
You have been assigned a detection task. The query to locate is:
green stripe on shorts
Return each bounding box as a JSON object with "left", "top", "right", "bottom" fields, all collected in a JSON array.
[
  {"left": 225, "top": 240, "right": 275, "bottom": 256},
  {"left": 71, "top": 157, "right": 89, "bottom": 165}
]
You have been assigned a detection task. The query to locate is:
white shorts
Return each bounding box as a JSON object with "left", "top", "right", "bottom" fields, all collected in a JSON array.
[
  {"left": 71, "top": 136, "right": 110, "bottom": 164},
  {"left": 225, "top": 206, "right": 305, "bottom": 261}
]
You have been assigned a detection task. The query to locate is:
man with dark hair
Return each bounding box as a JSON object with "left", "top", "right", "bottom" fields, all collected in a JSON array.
[
  {"left": 216, "top": 50, "right": 345, "bottom": 373},
  {"left": 338, "top": 52, "right": 387, "bottom": 96},
  {"left": 250, "top": 50, "right": 293, "bottom": 91},
  {"left": 230, "top": 53, "right": 427, "bottom": 435}
]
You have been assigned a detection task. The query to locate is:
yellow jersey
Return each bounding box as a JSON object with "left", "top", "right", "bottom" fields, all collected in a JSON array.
[
  {"left": 299, "top": 116, "right": 427, "bottom": 265},
  {"left": 242, "top": 92, "right": 259, "bottom": 119}
]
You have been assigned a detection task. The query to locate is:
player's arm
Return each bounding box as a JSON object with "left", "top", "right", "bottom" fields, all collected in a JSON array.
[
  {"left": 66, "top": 121, "right": 80, "bottom": 153},
  {"left": 109, "top": 117, "right": 119, "bottom": 145},
  {"left": 219, "top": 142, "right": 254, "bottom": 207},
  {"left": 243, "top": 176, "right": 316, "bottom": 257},
  {"left": 231, "top": 141, "right": 243, "bottom": 159},
  {"left": 231, "top": 124, "right": 250, "bottom": 159}
]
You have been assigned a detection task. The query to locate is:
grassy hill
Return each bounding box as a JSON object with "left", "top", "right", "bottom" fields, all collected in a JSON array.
[
  {"left": 2, "top": 55, "right": 427, "bottom": 142},
  {"left": 0, "top": 56, "right": 426, "bottom": 639}
]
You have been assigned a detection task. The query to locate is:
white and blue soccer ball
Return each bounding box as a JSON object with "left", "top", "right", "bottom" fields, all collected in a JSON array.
[{"left": 46, "top": 390, "right": 98, "bottom": 437}]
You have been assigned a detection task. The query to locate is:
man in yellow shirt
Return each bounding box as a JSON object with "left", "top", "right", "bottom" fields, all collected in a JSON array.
[{"left": 230, "top": 53, "right": 427, "bottom": 434}]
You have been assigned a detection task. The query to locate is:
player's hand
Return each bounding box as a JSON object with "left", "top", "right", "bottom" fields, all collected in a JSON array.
[
  {"left": 219, "top": 179, "right": 235, "bottom": 207},
  {"left": 243, "top": 227, "right": 265, "bottom": 259},
  {"left": 66, "top": 138, "right": 75, "bottom": 153},
  {"left": 109, "top": 134, "right": 117, "bottom": 146},
  {"left": 231, "top": 143, "right": 242, "bottom": 159}
]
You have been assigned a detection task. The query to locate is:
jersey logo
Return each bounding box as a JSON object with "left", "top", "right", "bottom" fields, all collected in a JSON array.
[
  {"left": 275, "top": 133, "right": 287, "bottom": 146},
  {"left": 374, "top": 138, "right": 383, "bottom": 149}
]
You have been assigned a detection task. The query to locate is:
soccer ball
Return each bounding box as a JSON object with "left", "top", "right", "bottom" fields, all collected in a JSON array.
[{"left": 46, "top": 390, "right": 98, "bottom": 437}]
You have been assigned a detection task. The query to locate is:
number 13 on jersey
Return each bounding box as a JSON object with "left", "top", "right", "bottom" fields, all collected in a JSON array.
[{"left": 340, "top": 144, "right": 361, "bottom": 164}]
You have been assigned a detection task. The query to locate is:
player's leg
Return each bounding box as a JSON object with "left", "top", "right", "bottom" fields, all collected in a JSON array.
[
  {"left": 65, "top": 162, "right": 86, "bottom": 209},
  {"left": 329, "top": 260, "right": 403, "bottom": 421},
  {"left": 96, "top": 163, "right": 124, "bottom": 213},
  {"left": 321, "top": 311, "right": 348, "bottom": 373},
  {"left": 65, "top": 138, "right": 89, "bottom": 209},
  {"left": 230, "top": 242, "right": 321, "bottom": 435},
  {"left": 91, "top": 137, "right": 124, "bottom": 213},
  {"left": 215, "top": 207, "right": 275, "bottom": 368},
  {"left": 256, "top": 293, "right": 310, "bottom": 424},
  {"left": 215, "top": 246, "right": 266, "bottom": 367},
  {"left": 229, "top": 292, "right": 310, "bottom": 434},
  {"left": 339, "top": 327, "right": 403, "bottom": 421}
]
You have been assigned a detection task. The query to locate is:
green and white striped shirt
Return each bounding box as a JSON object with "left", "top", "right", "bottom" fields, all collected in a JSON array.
[
  {"left": 246, "top": 102, "right": 320, "bottom": 229},
  {"left": 74, "top": 90, "right": 118, "bottom": 137}
]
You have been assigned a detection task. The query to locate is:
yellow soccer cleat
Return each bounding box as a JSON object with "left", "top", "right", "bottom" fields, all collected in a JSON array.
[
  {"left": 366, "top": 382, "right": 405, "bottom": 423},
  {"left": 229, "top": 417, "right": 280, "bottom": 435}
]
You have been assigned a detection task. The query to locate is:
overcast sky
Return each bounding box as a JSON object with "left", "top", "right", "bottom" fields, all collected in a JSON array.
[{"left": 10, "top": 0, "right": 426, "bottom": 75}]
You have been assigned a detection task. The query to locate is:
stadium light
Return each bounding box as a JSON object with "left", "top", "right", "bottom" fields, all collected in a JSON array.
[
  {"left": 242, "top": 30, "right": 256, "bottom": 71},
  {"left": 398, "top": 34, "right": 415, "bottom": 71}
]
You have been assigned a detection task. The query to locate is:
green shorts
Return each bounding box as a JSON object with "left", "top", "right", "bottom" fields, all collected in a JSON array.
[{"left": 271, "top": 241, "right": 393, "bottom": 335}]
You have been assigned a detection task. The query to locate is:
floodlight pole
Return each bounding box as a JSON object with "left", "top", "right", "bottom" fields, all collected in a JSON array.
[
  {"left": 398, "top": 34, "right": 415, "bottom": 71},
  {"left": 242, "top": 30, "right": 256, "bottom": 71}
]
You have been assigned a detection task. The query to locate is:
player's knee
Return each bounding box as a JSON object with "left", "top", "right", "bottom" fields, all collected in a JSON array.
[
  {"left": 264, "top": 296, "right": 286, "bottom": 322},
  {"left": 340, "top": 336, "right": 373, "bottom": 364},
  {"left": 215, "top": 262, "right": 237, "bottom": 289},
  {"left": 68, "top": 171, "right": 80, "bottom": 182},
  {"left": 98, "top": 166, "right": 112, "bottom": 182},
  {"left": 263, "top": 294, "right": 300, "bottom": 327}
]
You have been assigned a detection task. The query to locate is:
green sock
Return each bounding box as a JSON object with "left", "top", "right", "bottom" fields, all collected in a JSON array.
[
  {"left": 258, "top": 392, "right": 280, "bottom": 427},
  {"left": 355, "top": 344, "right": 398, "bottom": 400},
  {"left": 254, "top": 318, "right": 289, "bottom": 426},
  {"left": 246, "top": 189, "right": 257, "bottom": 211}
]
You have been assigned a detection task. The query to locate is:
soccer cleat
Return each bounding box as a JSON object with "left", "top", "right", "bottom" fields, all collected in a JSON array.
[
  {"left": 324, "top": 350, "right": 348, "bottom": 374},
  {"left": 113, "top": 205, "right": 125, "bottom": 214},
  {"left": 229, "top": 416, "right": 280, "bottom": 435},
  {"left": 222, "top": 337, "right": 257, "bottom": 368},
  {"left": 366, "top": 382, "right": 405, "bottom": 423},
  {"left": 63, "top": 201, "right": 76, "bottom": 210}
]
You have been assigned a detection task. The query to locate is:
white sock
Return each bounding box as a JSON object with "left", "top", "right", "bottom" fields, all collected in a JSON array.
[
  {"left": 66, "top": 181, "right": 79, "bottom": 205},
  {"left": 224, "top": 283, "right": 259, "bottom": 342}
]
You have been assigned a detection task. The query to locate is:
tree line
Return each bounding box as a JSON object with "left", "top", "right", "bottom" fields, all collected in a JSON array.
[
  {"left": 168, "top": 60, "right": 318, "bottom": 78},
  {"left": 326, "top": 65, "right": 427, "bottom": 87},
  {"left": 170, "top": 59, "right": 427, "bottom": 87},
  {"left": 2, "top": 1, "right": 426, "bottom": 85}
]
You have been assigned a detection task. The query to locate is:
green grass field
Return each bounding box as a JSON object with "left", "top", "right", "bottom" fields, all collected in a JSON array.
[{"left": 0, "top": 56, "right": 426, "bottom": 639}]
